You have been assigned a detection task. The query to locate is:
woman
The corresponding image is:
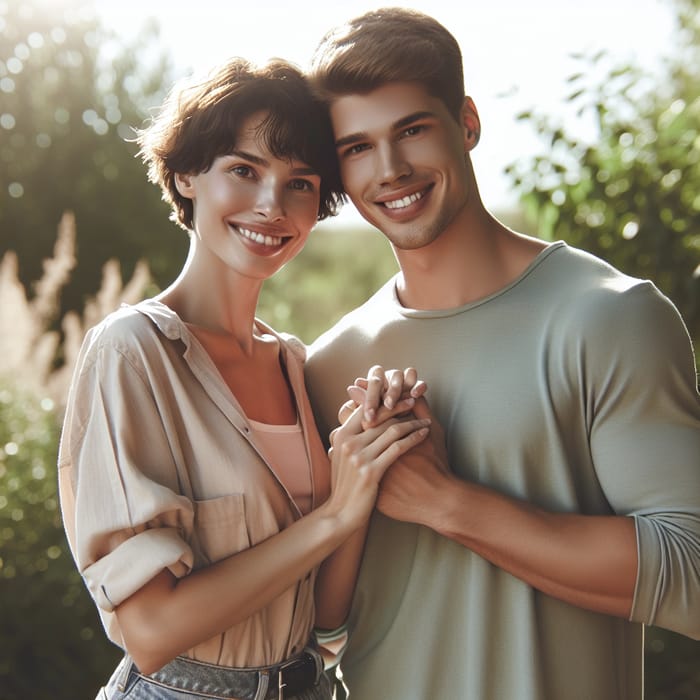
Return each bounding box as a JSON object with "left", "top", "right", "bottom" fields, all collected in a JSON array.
[{"left": 58, "top": 57, "right": 430, "bottom": 700}]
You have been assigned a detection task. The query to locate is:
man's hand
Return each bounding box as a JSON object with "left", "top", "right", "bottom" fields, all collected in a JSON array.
[
  {"left": 348, "top": 365, "right": 428, "bottom": 424},
  {"left": 375, "top": 398, "right": 453, "bottom": 527}
]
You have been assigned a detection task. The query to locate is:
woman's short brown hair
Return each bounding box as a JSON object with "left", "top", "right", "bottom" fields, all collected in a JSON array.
[
  {"left": 137, "top": 57, "right": 344, "bottom": 230},
  {"left": 310, "top": 8, "right": 465, "bottom": 122}
]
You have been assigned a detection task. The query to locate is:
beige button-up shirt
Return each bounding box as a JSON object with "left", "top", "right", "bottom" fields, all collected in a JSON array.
[{"left": 58, "top": 300, "right": 331, "bottom": 667}]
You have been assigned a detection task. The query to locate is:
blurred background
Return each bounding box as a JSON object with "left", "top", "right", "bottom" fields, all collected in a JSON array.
[{"left": 0, "top": 0, "right": 698, "bottom": 697}]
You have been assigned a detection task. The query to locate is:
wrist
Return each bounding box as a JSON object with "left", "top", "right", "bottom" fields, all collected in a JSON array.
[
  {"left": 315, "top": 499, "right": 365, "bottom": 543},
  {"left": 421, "top": 472, "right": 468, "bottom": 535}
]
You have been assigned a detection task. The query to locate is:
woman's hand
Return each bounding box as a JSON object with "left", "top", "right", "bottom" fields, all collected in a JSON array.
[
  {"left": 323, "top": 402, "right": 430, "bottom": 533},
  {"left": 341, "top": 365, "right": 428, "bottom": 426}
]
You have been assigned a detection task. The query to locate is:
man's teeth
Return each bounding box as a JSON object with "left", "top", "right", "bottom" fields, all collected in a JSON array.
[
  {"left": 238, "top": 227, "right": 283, "bottom": 246},
  {"left": 384, "top": 191, "right": 424, "bottom": 210}
]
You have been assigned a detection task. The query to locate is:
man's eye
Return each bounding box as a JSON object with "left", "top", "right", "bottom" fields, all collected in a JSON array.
[
  {"left": 402, "top": 125, "right": 423, "bottom": 137},
  {"left": 344, "top": 143, "right": 369, "bottom": 157}
]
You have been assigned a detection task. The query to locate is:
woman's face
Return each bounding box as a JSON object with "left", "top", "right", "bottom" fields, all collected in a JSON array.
[{"left": 175, "top": 111, "right": 322, "bottom": 282}]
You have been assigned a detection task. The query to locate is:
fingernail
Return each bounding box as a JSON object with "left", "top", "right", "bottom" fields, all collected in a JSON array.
[
  {"left": 365, "top": 408, "right": 375, "bottom": 422},
  {"left": 384, "top": 397, "right": 394, "bottom": 409}
]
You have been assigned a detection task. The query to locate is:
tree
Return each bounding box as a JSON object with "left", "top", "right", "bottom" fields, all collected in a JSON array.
[
  {"left": 505, "top": 0, "right": 700, "bottom": 344},
  {"left": 506, "top": 2, "right": 700, "bottom": 695},
  {"left": 0, "top": 0, "right": 185, "bottom": 318}
]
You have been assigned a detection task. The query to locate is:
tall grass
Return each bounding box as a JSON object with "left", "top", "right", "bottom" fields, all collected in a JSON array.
[{"left": 0, "top": 211, "right": 151, "bottom": 412}]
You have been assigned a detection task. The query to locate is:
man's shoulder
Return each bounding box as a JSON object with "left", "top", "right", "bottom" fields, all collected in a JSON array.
[
  {"left": 541, "top": 244, "right": 690, "bottom": 358},
  {"left": 542, "top": 243, "right": 665, "bottom": 313},
  {"left": 307, "top": 276, "right": 398, "bottom": 363}
]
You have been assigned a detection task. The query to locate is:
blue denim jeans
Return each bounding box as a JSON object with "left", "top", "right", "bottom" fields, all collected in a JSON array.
[{"left": 97, "top": 648, "right": 332, "bottom": 700}]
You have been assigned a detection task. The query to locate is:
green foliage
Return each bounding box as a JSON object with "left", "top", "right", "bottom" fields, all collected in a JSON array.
[
  {"left": 506, "top": 2, "right": 700, "bottom": 690},
  {"left": 505, "top": 0, "right": 700, "bottom": 343},
  {"left": 646, "top": 627, "right": 700, "bottom": 699},
  {"left": 0, "top": 0, "right": 186, "bottom": 318},
  {"left": 0, "top": 381, "right": 120, "bottom": 699},
  {"left": 258, "top": 223, "right": 399, "bottom": 344}
]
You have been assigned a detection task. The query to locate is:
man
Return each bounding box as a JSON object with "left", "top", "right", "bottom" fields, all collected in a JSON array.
[{"left": 304, "top": 8, "right": 700, "bottom": 700}]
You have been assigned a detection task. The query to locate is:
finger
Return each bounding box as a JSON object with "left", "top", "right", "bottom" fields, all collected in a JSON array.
[
  {"left": 409, "top": 379, "right": 428, "bottom": 399},
  {"left": 382, "top": 368, "right": 405, "bottom": 410},
  {"left": 346, "top": 385, "right": 366, "bottom": 406},
  {"left": 363, "top": 397, "right": 415, "bottom": 429},
  {"left": 360, "top": 418, "right": 431, "bottom": 478},
  {"left": 363, "top": 365, "right": 386, "bottom": 422},
  {"left": 410, "top": 396, "right": 433, "bottom": 420},
  {"left": 337, "top": 398, "right": 357, "bottom": 425},
  {"left": 353, "top": 377, "right": 369, "bottom": 390},
  {"left": 329, "top": 426, "right": 340, "bottom": 447},
  {"left": 332, "top": 402, "right": 369, "bottom": 445},
  {"left": 403, "top": 367, "right": 418, "bottom": 392}
]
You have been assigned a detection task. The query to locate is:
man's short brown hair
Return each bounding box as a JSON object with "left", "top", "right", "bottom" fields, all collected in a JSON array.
[{"left": 310, "top": 7, "right": 465, "bottom": 122}]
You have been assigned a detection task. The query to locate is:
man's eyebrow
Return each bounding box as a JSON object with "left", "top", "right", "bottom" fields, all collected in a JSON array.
[
  {"left": 335, "top": 132, "right": 369, "bottom": 149},
  {"left": 335, "top": 111, "right": 437, "bottom": 149},
  {"left": 394, "top": 111, "right": 436, "bottom": 129}
]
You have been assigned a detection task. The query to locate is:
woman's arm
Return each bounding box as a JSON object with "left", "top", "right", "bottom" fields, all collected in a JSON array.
[
  {"left": 116, "top": 408, "right": 430, "bottom": 674},
  {"left": 313, "top": 389, "right": 423, "bottom": 631}
]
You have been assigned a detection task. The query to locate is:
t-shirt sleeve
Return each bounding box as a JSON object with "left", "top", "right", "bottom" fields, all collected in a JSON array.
[
  {"left": 585, "top": 282, "right": 700, "bottom": 639},
  {"left": 58, "top": 335, "right": 194, "bottom": 613}
]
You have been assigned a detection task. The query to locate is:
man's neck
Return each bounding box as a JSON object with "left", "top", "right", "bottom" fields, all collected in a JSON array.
[{"left": 393, "top": 218, "right": 546, "bottom": 311}]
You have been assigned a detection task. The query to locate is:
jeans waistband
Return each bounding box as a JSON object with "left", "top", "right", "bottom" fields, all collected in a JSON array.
[{"left": 120, "top": 647, "right": 323, "bottom": 700}]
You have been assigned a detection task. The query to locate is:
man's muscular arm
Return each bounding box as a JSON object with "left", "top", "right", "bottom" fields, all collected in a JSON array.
[{"left": 378, "top": 399, "right": 637, "bottom": 618}]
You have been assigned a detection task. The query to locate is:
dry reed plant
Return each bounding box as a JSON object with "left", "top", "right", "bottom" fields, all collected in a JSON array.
[{"left": 0, "top": 211, "right": 152, "bottom": 412}]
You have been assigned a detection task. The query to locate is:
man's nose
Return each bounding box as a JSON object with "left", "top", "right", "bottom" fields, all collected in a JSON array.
[{"left": 376, "top": 143, "right": 412, "bottom": 185}]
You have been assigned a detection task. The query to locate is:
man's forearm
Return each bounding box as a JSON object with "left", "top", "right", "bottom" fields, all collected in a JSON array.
[{"left": 420, "top": 475, "right": 638, "bottom": 618}]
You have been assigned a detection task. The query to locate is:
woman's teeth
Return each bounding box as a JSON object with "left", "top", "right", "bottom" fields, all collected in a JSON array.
[{"left": 238, "top": 227, "right": 283, "bottom": 246}]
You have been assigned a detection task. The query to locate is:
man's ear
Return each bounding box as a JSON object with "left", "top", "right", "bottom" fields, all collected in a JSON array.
[
  {"left": 174, "top": 172, "right": 195, "bottom": 198},
  {"left": 461, "top": 96, "right": 481, "bottom": 151}
]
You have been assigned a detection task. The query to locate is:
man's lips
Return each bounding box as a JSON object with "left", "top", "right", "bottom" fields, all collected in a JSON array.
[
  {"left": 382, "top": 189, "right": 426, "bottom": 210},
  {"left": 375, "top": 184, "right": 433, "bottom": 214}
]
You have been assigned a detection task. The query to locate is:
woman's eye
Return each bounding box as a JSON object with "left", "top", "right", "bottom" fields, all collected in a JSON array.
[
  {"left": 289, "top": 179, "right": 314, "bottom": 192},
  {"left": 231, "top": 165, "right": 253, "bottom": 178}
]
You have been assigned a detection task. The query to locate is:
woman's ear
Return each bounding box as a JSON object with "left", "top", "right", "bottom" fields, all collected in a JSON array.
[
  {"left": 174, "top": 172, "right": 195, "bottom": 198},
  {"left": 461, "top": 96, "right": 481, "bottom": 151}
]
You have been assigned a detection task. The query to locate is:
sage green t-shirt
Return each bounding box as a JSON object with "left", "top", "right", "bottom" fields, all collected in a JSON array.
[{"left": 306, "top": 242, "right": 700, "bottom": 700}]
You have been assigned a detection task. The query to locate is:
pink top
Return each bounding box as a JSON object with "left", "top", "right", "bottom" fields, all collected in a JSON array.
[{"left": 247, "top": 418, "right": 313, "bottom": 515}]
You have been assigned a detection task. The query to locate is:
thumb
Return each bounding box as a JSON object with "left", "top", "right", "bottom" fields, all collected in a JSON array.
[{"left": 411, "top": 396, "right": 434, "bottom": 421}]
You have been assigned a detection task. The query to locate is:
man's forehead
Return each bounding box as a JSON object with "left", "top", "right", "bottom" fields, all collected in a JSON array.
[{"left": 329, "top": 82, "right": 439, "bottom": 138}]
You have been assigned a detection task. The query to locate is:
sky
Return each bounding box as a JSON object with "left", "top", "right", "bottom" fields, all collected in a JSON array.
[{"left": 94, "top": 0, "right": 677, "bottom": 227}]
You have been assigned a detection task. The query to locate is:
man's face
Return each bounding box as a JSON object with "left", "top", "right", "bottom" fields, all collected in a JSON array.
[{"left": 330, "top": 81, "right": 474, "bottom": 250}]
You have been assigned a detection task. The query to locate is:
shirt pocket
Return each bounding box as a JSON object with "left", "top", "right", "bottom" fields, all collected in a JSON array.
[{"left": 193, "top": 493, "right": 251, "bottom": 565}]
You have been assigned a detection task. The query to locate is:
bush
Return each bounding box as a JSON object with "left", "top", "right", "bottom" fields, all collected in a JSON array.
[{"left": 0, "top": 382, "right": 121, "bottom": 700}]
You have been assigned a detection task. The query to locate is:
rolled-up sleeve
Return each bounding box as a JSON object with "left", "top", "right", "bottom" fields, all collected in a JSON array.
[
  {"left": 59, "top": 332, "right": 194, "bottom": 614},
  {"left": 585, "top": 283, "right": 700, "bottom": 639}
]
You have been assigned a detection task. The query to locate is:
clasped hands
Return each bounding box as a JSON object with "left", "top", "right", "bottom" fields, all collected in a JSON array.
[{"left": 329, "top": 365, "right": 451, "bottom": 527}]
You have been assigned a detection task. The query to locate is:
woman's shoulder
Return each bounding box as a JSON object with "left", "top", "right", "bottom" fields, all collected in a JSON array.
[{"left": 254, "top": 318, "right": 307, "bottom": 363}]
